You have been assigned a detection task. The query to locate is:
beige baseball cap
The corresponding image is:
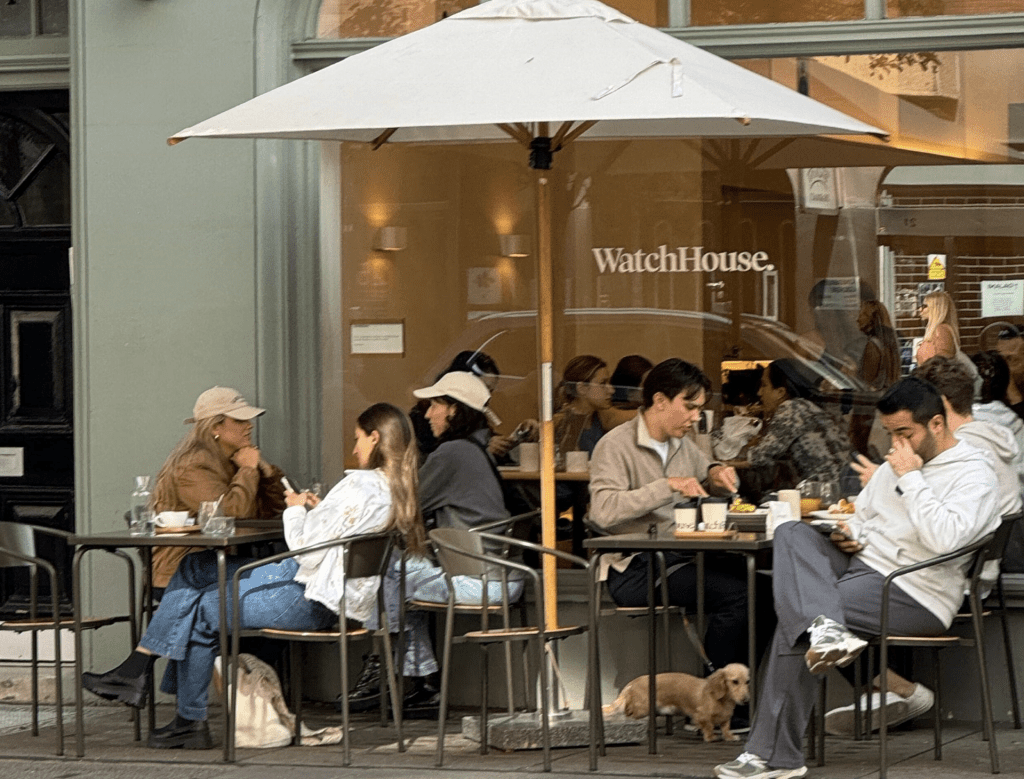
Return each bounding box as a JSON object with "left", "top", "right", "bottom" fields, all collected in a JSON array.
[
  {"left": 184, "top": 386, "right": 265, "bottom": 424},
  {"left": 413, "top": 372, "right": 501, "bottom": 427}
]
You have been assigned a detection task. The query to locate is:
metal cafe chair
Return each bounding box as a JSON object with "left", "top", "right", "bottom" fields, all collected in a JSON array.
[
  {"left": 810, "top": 511, "right": 1023, "bottom": 778},
  {"left": 229, "top": 531, "right": 403, "bottom": 765},
  {"left": 428, "top": 528, "right": 600, "bottom": 772},
  {"left": 397, "top": 510, "right": 541, "bottom": 719},
  {"left": 0, "top": 522, "right": 139, "bottom": 755}
]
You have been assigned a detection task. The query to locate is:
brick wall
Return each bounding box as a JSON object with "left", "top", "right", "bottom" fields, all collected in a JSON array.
[{"left": 894, "top": 253, "right": 1024, "bottom": 355}]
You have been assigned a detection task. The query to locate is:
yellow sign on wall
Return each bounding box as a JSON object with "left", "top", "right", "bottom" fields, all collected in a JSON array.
[{"left": 927, "top": 253, "right": 947, "bottom": 280}]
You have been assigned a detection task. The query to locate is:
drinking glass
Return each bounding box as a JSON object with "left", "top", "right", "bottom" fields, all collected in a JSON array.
[
  {"left": 197, "top": 501, "right": 219, "bottom": 531},
  {"left": 128, "top": 508, "right": 156, "bottom": 537},
  {"left": 204, "top": 515, "right": 235, "bottom": 538},
  {"left": 307, "top": 481, "right": 324, "bottom": 500}
]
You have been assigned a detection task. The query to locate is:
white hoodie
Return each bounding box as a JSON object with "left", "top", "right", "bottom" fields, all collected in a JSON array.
[
  {"left": 846, "top": 440, "right": 1000, "bottom": 627},
  {"left": 954, "top": 420, "right": 1023, "bottom": 592},
  {"left": 972, "top": 400, "right": 1024, "bottom": 490}
]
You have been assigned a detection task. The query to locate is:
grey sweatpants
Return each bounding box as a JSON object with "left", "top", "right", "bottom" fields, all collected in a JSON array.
[{"left": 744, "top": 521, "right": 945, "bottom": 769}]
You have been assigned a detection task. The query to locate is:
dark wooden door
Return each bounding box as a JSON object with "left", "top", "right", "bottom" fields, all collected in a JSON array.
[{"left": 0, "top": 91, "right": 73, "bottom": 617}]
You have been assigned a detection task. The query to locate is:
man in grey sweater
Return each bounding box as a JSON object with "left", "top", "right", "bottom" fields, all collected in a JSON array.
[{"left": 589, "top": 358, "right": 754, "bottom": 675}]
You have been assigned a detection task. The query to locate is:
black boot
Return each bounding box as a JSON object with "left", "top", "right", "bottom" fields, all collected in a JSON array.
[
  {"left": 402, "top": 672, "right": 440, "bottom": 720},
  {"left": 147, "top": 716, "right": 213, "bottom": 750},
  {"left": 81, "top": 651, "right": 155, "bottom": 709},
  {"left": 340, "top": 653, "right": 381, "bottom": 713}
]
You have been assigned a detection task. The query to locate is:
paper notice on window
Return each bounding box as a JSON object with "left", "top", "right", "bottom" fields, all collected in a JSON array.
[
  {"left": 819, "top": 277, "right": 861, "bottom": 310},
  {"left": 981, "top": 280, "right": 1024, "bottom": 319},
  {"left": 350, "top": 322, "right": 404, "bottom": 355}
]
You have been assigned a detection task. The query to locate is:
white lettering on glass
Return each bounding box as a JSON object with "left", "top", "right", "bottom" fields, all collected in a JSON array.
[{"left": 591, "top": 245, "right": 773, "bottom": 274}]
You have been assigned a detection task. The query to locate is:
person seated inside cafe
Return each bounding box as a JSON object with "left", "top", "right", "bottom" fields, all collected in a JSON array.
[
  {"left": 715, "top": 377, "right": 1001, "bottom": 779},
  {"left": 349, "top": 372, "right": 514, "bottom": 719},
  {"left": 149, "top": 386, "right": 287, "bottom": 593},
  {"left": 609, "top": 354, "right": 653, "bottom": 411},
  {"left": 81, "top": 402, "right": 425, "bottom": 749},
  {"left": 588, "top": 358, "right": 771, "bottom": 717},
  {"left": 731, "top": 358, "right": 852, "bottom": 500}
]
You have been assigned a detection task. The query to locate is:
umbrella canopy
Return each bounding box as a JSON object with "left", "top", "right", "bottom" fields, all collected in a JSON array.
[
  {"left": 169, "top": 0, "right": 888, "bottom": 640},
  {"left": 170, "top": 0, "right": 885, "bottom": 146}
]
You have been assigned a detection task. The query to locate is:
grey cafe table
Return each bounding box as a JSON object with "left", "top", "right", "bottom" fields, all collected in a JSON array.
[
  {"left": 584, "top": 530, "right": 772, "bottom": 753},
  {"left": 70, "top": 522, "right": 285, "bottom": 761}
]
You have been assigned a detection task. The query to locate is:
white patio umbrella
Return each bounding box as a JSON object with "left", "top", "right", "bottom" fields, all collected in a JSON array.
[{"left": 170, "top": 0, "right": 886, "bottom": 635}]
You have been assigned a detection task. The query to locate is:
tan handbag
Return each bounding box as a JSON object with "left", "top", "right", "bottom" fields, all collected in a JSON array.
[{"left": 213, "top": 653, "right": 343, "bottom": 748}]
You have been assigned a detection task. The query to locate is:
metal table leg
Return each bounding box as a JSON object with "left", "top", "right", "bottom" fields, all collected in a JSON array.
[
  {"left": 72, "top": 546, "right": 87, "bottom": 758},
  {"left": 647, "top": 552, "right": 657, "bottom": 754},
  {"left": 217, "top": 549, "right": 231, "bottom": 762},
  {"left": 747, "top": 552, "right": 757, "bottom": 714}
]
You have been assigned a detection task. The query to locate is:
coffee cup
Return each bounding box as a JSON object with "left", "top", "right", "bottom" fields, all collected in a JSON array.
[
  {"left": 700, "top": 497, "right": 730, "bottom": 532},
  {"left": 518, "top": 442, "right": 540, "bottom": 471},
  {"left": 565, "top": 450, "right": 589, "bottom": 472},
  {"left": 778, "top": 490, "right": 801, "bottom": 523},
  {"left": 155, "top": 510, "right": 190, "bottom": 528},
  {"left": 674, "top": 499, "right": 699, "bottom": 533}
]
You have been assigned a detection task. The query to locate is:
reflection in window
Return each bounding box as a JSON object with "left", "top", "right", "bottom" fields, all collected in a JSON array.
[
  {"left": 0, "top": 110, "right": 71, "bottom": 229},
  {"left": 318, "top": 0, "right": 478, "bottom": 38},
  {"left": 691, "top": 0, "right": 863, "bottom": 26},
  {"left": 888, "top": 0, "right": 1024, "bottom": 17}
]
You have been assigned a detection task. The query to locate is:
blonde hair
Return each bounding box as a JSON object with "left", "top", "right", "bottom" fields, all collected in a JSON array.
[
  {"left": 923, "top": 290, "right": 961, "bottom": 351},
  {"left": 152, "top": 415, "right": 231, "bottom": 511},
  {"left": 357, "top": 403, "right": 425, "bottom": 555}
]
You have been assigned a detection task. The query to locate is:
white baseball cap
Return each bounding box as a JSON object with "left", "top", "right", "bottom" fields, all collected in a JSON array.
[{"left": 413, "top": 372, "right": 501, "bottom": 427}]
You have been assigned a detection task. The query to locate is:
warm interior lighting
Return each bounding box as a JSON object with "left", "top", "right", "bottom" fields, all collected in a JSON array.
[
  {"left": 499, "top": 233, "right": 530, "bottom": 257},
  {"left": 375, "top": 226, "right": 408, "bottom": 252}
]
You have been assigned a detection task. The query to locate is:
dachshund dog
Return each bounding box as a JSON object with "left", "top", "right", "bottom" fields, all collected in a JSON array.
[{"left": 602, "top": 664, "right": 750, "bottom": 742}]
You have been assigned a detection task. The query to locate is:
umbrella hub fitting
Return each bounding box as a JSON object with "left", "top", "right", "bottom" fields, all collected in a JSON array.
[{"left": 529, "top": 136, "right": 553, "bottom": 170}]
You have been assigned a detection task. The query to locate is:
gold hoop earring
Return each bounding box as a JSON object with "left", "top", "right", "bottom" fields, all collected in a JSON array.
[{"left": 214, "top": 434, "right": 220, "bottom": 441}]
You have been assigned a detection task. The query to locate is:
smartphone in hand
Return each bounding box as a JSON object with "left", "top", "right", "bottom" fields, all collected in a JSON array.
[{"left": 280, "top": 476, "right": 295, "bottom": 493}]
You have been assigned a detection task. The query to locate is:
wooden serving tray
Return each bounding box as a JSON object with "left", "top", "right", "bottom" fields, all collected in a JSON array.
[
  {"left": 155, "top": 525, "right": 202, "bottom": 534},
  {"left": 672, "top": 530, "right": 738, "bottom": 540}
]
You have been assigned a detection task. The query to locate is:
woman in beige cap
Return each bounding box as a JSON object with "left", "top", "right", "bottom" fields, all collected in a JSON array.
[{"left": 149, "top": 386, "right": 287, "bottom": 589}]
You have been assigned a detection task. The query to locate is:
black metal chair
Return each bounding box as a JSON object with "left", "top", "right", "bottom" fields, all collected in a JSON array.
[
  {"left": 810, "top": 511, "right": 1023, "bottom": 778},
  {"left": 228, "top": 531, "right": 403, "bottom": 764},
  {"left": 0, "top": 522, "right": 139, "bottom": 755},
  {"left": 428, "top": 528, "right": 600, "bottom": 772}
]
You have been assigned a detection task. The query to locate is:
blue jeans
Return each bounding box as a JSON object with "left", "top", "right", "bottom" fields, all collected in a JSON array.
[
  {"left": 139, "top": 550, "right": 334, "bottom": 720},
  {"left": 367, "top": 552, "right": 525, "bottom": 676}
]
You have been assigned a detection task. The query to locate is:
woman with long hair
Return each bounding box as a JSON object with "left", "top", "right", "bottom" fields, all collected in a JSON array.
[
  {"left": 857, "top": 300, "right": 901, "bottom": 389},
  {"left": 82, "top": 402, "right": 423, "bottom": 749},
  {"left": 349, "top": 372, "right": 511, "bottom": 718},
  {"left": 149, "top": 387, "right": 287, "bottom": 589},
  {"left": 915, "top": 290, "right": 960, "bottom": 364},
  {"left": 553, "top": 354, "right": 615, "bottom": 454}
]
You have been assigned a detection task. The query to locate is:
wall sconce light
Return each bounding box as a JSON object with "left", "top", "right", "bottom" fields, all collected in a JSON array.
[
  {"left": 375, "top": 226, "right": 407, "bottom": 252},
  {"left": 499, "top": 234, "right": 530, "bottom": 258}
]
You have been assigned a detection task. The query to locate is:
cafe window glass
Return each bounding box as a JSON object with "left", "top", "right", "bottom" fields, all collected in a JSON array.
[
  {"left": 887, "top": 1, "right": 1024, "bottom": 17},
  {"left": 324, "top": 45, "right": 1024, "bottom": 485},
  {"left": 690, "top": 0, "right": 864, "bottom": 26}
]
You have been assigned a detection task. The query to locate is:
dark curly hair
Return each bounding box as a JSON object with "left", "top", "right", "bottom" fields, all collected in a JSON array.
[
  {"left": 971, "top": 350, "right": 1011, "bottom": 405},
  {"left": 435, "top": 397, "right": 490, "bottom": 444}
]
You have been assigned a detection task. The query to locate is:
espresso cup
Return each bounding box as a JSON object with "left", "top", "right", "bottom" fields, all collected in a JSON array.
[
  {"left": 700, "top": 497, "right": 730, "bottom": 532},
  {"left": 674, "top": 499, "right": 699, "bottom": 533},
  {"left": 155, "top": 510, "right": 190, "bottom": 528}
]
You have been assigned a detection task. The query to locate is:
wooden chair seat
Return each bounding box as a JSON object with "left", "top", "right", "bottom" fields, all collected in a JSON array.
[
  {"left": 257, "top": 625, "right": 370, "bottom": 641},
  {"left": 407, "top": 598, "right": 503, "bottom": 613},
  {"left": 461, "top": 624, "right": 586, "bottom": 642},
  {"left": 0, "top": 615, "right": 126, "bottom": 631}
]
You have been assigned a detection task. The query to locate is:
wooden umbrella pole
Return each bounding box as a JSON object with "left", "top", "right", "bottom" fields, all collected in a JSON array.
[{"left": 535, "top": 171, "right": 558, "bottom": 631}]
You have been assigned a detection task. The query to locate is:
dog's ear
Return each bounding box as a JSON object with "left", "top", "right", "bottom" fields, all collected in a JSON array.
[{"left": 707, "top": 669, "right": 729, "bottom": 701}]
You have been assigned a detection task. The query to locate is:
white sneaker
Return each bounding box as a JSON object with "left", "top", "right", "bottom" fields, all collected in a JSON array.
[
  {"left": 825, "top": 684, "right": 934, "bottom": 737},
  {"left": 804, "top": 615, "right": 867, "bottom": 675},
  {"left": 715, "top": 752, "right": 808, "bottom": 779}
]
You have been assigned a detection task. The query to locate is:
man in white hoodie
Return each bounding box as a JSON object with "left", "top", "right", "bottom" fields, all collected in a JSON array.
[
  {"left": 716, "top": 378, "right": 1000, "bottom": 779},
  {"left": 825, "top": 357, "right": 1024, "bottom": 737}
]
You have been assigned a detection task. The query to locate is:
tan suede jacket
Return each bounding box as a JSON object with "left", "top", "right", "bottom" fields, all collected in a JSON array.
[{"left": 151, "top": 448, "right": 286, "bottom": 587}]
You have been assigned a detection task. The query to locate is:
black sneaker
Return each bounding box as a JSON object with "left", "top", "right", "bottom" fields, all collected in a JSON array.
[{"left": 338, "top": 653, "right": 382, "bottom": 713}]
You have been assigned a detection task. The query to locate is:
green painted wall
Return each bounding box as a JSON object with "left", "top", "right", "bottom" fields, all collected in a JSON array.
[{"left": 72, "top": 0, "right": 263, "bottom": 668}]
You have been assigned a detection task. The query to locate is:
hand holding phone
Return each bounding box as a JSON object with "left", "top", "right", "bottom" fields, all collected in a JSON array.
[{"left": 280, "top": 477, "right": 295, "bottom": 493}]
